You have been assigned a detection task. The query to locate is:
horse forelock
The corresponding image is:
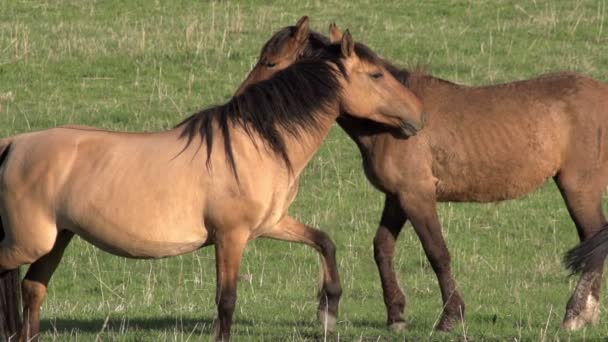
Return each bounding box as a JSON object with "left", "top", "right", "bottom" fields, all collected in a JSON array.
[
  {"left": 176, "top": 58, "right": 344, "bottom": 179},
  {"left": 262, "top": 27, "right": 292, "bottom": 56}
]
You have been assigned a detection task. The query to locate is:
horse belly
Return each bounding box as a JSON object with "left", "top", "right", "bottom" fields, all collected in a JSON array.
[
  {"left": 59, "top": 177, "right": 210, "bottom": 258},
  {"left": 66, "top": 220, "right": 209, "bottom": 259},
  {"left": 436, "top": 166, "right": 556, "bottom": 202},
  {"left": 434, "top": 141, "right": 562, "bottom": 202}
]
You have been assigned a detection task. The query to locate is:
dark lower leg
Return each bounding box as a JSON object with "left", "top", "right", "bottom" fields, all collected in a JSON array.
[
  {"left": 20, "top": 280, "right": 45, "bottom": 342},
  {"left": 373, "top": 195, "right": 407, "bottom": 327},
  {"left": 314, "top": 233, "right": 341, "bottom": 328},
  {"left": 401, "top": 196, "right": 464, "bottom": 332},
  {"left": 214, "top": 232, "right": 248, "bottom": 341},
  {"left": 555, "top": 177, "right": 606, "bottom": 330},
  {"left": 262, "top": 216, "right": 341, "bottom": 331}
]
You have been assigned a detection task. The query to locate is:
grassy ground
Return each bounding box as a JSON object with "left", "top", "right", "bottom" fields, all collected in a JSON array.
[{"left": 1, "top": 0, "right": 608, "bottom": 340}]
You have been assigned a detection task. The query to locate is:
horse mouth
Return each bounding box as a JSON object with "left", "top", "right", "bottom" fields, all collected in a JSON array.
[{"left": 400, "top": 121, "right": 420, "bottom": 137}]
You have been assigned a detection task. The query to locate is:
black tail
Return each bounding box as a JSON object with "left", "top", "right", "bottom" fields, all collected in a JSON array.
[
  {"left": 0, "top": 267, "right": 21, "bottom": 339},
  {"left": 0, "top": 142, "right": 22, "bottom": 339},
  {"left": 564, "top": 226, "right": 608, "bottom": 274}
]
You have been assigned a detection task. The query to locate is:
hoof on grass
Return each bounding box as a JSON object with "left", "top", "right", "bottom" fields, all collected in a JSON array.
[
  {"left": 435, "top": 315, "right": 462, "bottom": 332},
  {"left": 318, "top": 311, "right": 337, "bottom": 333},
  {"left": 388, "top": 321, "right": 407, "bottom": 332},
  {"left": 563, "top": 294, "right": 600, "bottom": 331}
]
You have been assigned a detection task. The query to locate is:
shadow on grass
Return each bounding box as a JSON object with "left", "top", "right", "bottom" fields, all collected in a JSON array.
[
  {"left": 40, "top": 316, "right": 328, "bottom": 334},
  {"left": 41, "top": 316, "right": 433, "bottom": 339},
  {"left": 40, "top": 316, "right": 254, "bottom": 334}
]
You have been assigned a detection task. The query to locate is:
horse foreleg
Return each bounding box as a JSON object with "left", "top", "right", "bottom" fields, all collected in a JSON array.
[
  {"left": 397, "top": 188, "right": 464, "bottom": 332},
  {"left": 21, "top": 230, "right": 73, "bottom": 342},
  {"left": 262, "top": 216, "right": 342, "bottom": 333},
  {"left": 214, "top": 230, "right": 249, "bottom": 341},
  {"left": 373, "top": 194, "right": 408, "bottom": 331}
]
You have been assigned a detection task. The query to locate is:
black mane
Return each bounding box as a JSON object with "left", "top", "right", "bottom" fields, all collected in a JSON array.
[{"left": 176, "top": 50, "right": 345, "bottom": 179}]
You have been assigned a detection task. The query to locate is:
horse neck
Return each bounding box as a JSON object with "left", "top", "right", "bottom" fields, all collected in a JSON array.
[
  {"left": 335, "top": 115, "right": 393, "bottom": 162},
  {"left": 282, "top": 103, "right": 340, "bottom": 177}
]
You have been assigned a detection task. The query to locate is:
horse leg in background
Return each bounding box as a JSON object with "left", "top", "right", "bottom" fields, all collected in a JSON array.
[
  {"left": 262, "top": 216, "right": 342, "bottom": 333},
  {"left": 397, "top": 185, "right": 464, "bottom": 332},
  {"left": 214, "top": 229, "right": 249, "bottom": 341},
  {"left": 21, "top": 230, "right": 74, "bottom": 342},
  {"left": 373, "top": 195, "right": 408, "bottom": 330},
  {"left": 555, "top": 171, "right": 608, "bottom": 330}
]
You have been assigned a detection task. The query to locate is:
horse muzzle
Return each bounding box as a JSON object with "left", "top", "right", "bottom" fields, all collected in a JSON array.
[{"left": 400, "top": 111, "right": 427, "bottom": 137}]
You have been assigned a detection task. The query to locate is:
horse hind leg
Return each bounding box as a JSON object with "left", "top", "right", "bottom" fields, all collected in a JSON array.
[
  {"left": 555, "top": 170, "right": 608, "bottom": 330},
  {"left": 21, "top": 230, "right": 73, "bottom": 342},
  {"left": 0, "top": 216, "right": 59, "bottom": 340}
]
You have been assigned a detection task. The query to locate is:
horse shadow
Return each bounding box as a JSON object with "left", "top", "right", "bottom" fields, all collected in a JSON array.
[
  {"left": 40, "top": 316, "right": 223, "bottom": 335},
  {"left": 40, "top": 316, "right": 319, "bottom": 335}
]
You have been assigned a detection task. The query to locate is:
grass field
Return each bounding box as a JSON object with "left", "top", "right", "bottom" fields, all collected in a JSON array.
[{"left": 2, "top": 0, "right": 608, "bottom": 340}]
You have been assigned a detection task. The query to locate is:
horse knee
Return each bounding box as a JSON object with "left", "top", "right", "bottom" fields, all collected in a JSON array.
[
  {"left": 373, "top": 236, "right": 396, "bottom": 264},
  {"left": 217, "top": 290, "right": 237, "bottom": 317},
  {"left": 426, "top": 248, "right": 452, "bottom": 273},
  {"left": 319, "top": 236, "right": 336, "bottom": 258}
]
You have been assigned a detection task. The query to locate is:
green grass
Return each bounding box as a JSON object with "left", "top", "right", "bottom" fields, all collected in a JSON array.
[{"left": 1, "top": 0, "right": 608, "bottom": 340}]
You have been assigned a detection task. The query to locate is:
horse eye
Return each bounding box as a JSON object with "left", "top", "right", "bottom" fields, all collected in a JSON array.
[
  {"left": 370, "top": 72, "right": 384, "bottom": 80},
  {"left": 265, "top": 62, "right": 277, "bottom": 68}
]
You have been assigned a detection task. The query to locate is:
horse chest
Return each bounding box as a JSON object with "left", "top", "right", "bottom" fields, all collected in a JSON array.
[{"left": 361, "top": 153, "right": 401, "bottom": 193}]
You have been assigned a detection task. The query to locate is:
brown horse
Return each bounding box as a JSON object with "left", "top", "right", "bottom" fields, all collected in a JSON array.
[
  {"left": 236, "top": 16, "right": 608, "bottom": 332},
  {"left": 0, "top": 32, "right": 426, "bottom": 341}
]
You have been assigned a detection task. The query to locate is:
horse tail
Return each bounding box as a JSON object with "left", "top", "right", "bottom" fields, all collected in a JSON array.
[
  {"left": 0, "top": 141, "right": 21, "bottom": 340},
  {"left": 0, "top": 266, "right": 21, "bottom": 339},
  {"left": 564, "top": 225, "right": 608, "bottom": 274}
]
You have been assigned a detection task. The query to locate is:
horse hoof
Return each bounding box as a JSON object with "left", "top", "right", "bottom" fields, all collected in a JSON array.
[
  {"left": 563, "top": 317, "right": 586, "bottom": 331},
  {"left": 562, "top": 313, "right": 599, "bottom": 331},
  {"left": 318, "top": 311, "right": 337, "bottom": 332},
  {"left": 563, "top": 294, "right": 600, "bottom": 331},
  {"left": 388, "top": 321, "right": 407, "bottom": 331},
  {"left": 436, "top": 316, "right": 461, "bottom": 332}
]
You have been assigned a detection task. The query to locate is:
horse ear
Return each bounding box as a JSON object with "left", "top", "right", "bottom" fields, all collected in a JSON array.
[
  {"left": 328, "top": 22, "right": 343, "bottom": 43},
  {"left": 293, "top": 16, "right": 310, "bottom": 43},
  {"left": 340, "top": 29, "right": 354, "bottom": 57}
]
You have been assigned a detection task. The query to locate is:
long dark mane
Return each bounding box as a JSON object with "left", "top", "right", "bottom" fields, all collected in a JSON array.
[{"left": 176, "top": 48, "right": 345, "bottom": 179}]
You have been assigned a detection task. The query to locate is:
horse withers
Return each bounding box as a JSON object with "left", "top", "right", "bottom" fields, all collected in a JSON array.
[
  {"left": 0, "top": 31, "right": 425, "bottom": 341},
  {"left": 237, "top": 16, "right": 608, "bottom": 332}
]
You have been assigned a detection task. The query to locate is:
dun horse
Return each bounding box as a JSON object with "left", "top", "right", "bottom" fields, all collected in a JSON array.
[
  {"left": 0, "top": 32, "right": 426, "bottom": 341},
  {"left": 237, "top": 16, "right": 608, "bottom": 332}
]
